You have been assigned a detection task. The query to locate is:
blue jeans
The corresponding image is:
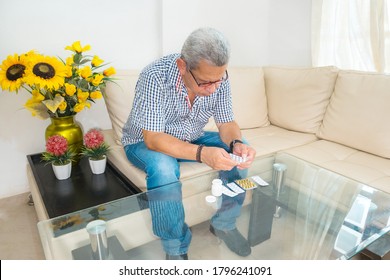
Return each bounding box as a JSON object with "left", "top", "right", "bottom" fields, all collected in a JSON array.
[{"left": 124, "top": 131, "right": 247, "bottom": 256}]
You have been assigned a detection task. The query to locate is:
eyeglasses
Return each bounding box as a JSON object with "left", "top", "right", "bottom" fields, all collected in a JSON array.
[{"left": 188, "top": 69, "right": 229, "bottom": 88}]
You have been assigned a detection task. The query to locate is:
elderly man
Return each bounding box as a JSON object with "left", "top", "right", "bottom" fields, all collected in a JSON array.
[{"left": 122, "top": 27, "right": 256, "bottom": 260}]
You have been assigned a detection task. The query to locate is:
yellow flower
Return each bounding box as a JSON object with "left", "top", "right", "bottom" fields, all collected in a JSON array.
[
  {"left": 80, "top": 66, "right": 92, "bottom": 79},
  {"left": 0, "top": 41, "right": 115, "bottom": 119},
  {"left": 91, "top": 56, "right": 104, "bottom": 67},
  {"left": 65, "top": 41, "right": 91, "bottom": 53},
  {"left": 90, "top": 91, "right": 102, "bottom": 99},
  {"left": 66, "top": 56, "right": 73, "bottom": 66},
  {"left": 0, "top": 54, "right": 28, "bottom": 92},
  {"left": 73, "top": 101, "right": 91, "bottom": 113},
  {"left": 24, "top": 54, "right": 66, "bottom": 90},
  {"left": 24, "top": 98, "right": 50, "bottom": 119},
  {"left": 31, "top": 89, "right": 45, "bottom": 101},
  {"left": 77, "top": 89, "right": 89, "bottom": 102},
  {"left": 90, "top": 74, "right": 104, "bottom": 86},
  {"left": 21, "top": 50, "right": 38, "bottom": 59},
  {"left": 65, "top": 65, "right": 73, "bottom": 78},
  {"left": 58, "top": 101, "right": 67, "bottom": 111},
  {"left": 25, "top": 97, "right": 41, "bottom": 109},
  {"left": 65, "top": 83, "right": 76, "bottom": 96},
  {"left": 73, "top": 103, "right": 84, "bottom": 113},
  {"left": 103, "top": 66, "right": 116, "bottom": 77}
]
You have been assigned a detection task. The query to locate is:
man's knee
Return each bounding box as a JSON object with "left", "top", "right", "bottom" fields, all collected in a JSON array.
[
  {"left": 145, "top": 154, "right": 181, "bottom": 189},
  {"left": 146, "top": 155, "right": 180, "bottom": 178}
]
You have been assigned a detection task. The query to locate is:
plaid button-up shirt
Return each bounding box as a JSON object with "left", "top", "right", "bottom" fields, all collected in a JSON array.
[{"left": 121, "top": 53, "right": 234, "bottom": 146}]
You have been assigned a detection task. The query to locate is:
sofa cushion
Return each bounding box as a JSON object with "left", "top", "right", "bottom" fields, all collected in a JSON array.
[
  {"left": 280, "top": 140, "right": 390, "bottom": 194},
  {"left": 241, "top": 125, "right": 317, "bottom": 155},
  {"left": 264, "top": 66, "right": 338, "bottom": 133},
  {"left": 228, "top": 67, "right": 269, "bottom": 129},
  {"left": 317, "top": 70, "right": 390, "bottom": 159},
  {"left": 104, "top": 69, "right": 140, "bottom": 144}
]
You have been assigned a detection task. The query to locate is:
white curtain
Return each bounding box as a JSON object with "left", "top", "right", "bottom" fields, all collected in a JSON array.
[{"left": 312, "top": 0, "right": 390, "bottom": 73}]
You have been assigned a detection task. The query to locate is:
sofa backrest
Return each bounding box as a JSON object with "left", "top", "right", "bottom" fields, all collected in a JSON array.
[
  {"left": 103, "top": 66, "right": 390, "bottom": 160},
  {"left": 228, "top": 67, "right": 269, "bottom": 129},
  {"left": 317, "top": 70, "right": 390, "bottom": 159},
  {"left": 263, "top": 66, "right": 339, "bottom": 134},
  {"left": 104, "top": 67, "right": 269, "bottom": 144},
  {"left": 104, "top": 70, "right": 140, "bottom": 143}
]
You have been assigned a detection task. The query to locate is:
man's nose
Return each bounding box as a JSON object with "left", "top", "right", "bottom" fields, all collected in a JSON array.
[{"left": 206, "top": 83, "right": 218, "bottom": 94}]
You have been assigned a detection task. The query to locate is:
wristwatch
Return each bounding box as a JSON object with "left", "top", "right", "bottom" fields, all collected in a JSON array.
[{"left": 229, "top": 139, "right": 243, "bottom": 152}]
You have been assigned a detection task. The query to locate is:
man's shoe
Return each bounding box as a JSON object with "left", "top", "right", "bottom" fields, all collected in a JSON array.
[
  {"left": 210, "top": 225, "right": 251, "bottom": 257},
  {"left": 166, "top": 253, "right": 188, "bottom": 260}
]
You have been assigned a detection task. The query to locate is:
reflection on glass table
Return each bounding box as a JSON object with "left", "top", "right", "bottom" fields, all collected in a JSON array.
[{"left": 37, "top": 153, "right": 390, "bottom": 260}]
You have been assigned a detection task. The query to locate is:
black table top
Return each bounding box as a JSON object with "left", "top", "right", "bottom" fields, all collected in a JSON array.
[{"left": 27, "top": 153, "right": 141, "bottom": 218}]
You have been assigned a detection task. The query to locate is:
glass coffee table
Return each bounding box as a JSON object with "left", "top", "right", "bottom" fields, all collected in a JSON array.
[{"left": 37, "top": 153, "right": 390, "bottom": 260}]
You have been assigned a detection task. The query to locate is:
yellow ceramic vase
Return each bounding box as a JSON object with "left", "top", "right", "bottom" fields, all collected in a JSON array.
[{"left": 45, "top": 116, "right": 83, "bottom": 164}]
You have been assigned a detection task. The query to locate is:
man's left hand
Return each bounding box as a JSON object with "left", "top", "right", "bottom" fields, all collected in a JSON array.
[{"left": 231, "top": 143, "right": 256, "bottom": 170}]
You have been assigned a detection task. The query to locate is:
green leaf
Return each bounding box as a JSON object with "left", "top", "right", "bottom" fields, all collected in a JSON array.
[
  {"left": 79, "top": 58, "right": 91, "bottom": 65},
  {"left": 79, "top": 79, "right": 89, "bottom": 90},
  {"left": 73, "top": 53, "right": 82, "bottom": 64}
]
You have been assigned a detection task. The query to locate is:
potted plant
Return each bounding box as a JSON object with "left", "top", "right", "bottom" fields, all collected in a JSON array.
[
  {"left": 81, "top": 129, "right": 110, "bottom": 174},
  {"left": 41, "top": 135, "right": 74, "bottom": 180}
]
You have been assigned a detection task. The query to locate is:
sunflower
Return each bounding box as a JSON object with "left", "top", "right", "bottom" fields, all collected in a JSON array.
[
  {"left": 24, "top": 54, "right": 67, "bottom": 90},
  {"left": 0, "top": 54, "right": 28, "bottom": 92}
]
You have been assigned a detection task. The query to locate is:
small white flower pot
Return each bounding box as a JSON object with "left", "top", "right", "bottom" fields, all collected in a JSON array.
[
  {"left": 52, "top": 162, "right": 72, "bottom": 180},
  {"left": 89, "top": 156, "right": 107, "bottom": 174}
]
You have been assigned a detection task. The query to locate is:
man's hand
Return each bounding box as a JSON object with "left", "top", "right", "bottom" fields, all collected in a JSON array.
[
  {"left": 231, "top": 142, "right": 256, "bottom": 170},
  {"left": 200, "top": 146, "right": 238, "bottom": 170}
]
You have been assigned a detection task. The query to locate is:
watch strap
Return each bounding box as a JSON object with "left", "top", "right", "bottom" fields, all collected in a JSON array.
[{"left": 229, "top": 139, "right": 243, "bottom": 152}]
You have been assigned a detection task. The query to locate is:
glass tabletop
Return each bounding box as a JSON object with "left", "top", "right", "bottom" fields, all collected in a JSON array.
[{"left": 37, "top": 153, "right": 390, "bottom": 260}]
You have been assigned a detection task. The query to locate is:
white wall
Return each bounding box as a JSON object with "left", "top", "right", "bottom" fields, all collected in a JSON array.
[{"left": 0, "top": 0, "right": 311, "bottom": 199}]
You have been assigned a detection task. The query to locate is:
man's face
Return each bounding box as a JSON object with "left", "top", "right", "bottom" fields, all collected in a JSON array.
[{"left": 180, "top": 59, "right": 228, "bottom": 97}]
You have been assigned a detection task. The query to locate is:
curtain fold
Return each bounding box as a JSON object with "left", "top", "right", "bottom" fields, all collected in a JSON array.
[{"left": 312, "top": 0, "right": 390, "bottom": 73}]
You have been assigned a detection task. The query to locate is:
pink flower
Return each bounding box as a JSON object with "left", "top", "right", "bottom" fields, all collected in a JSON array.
[
  {"left": 46, "top": 135, "right": 68, "bottom": 156},
  {"left": 84, "top": 129, "right": 104, "bottom": 149}
]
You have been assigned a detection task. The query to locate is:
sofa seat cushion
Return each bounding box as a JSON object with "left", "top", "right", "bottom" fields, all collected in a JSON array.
[
  {"left": 280, "top": 140, "right": 390, "bottom": 194},
  {"left": 241, "top": 125, "right": 318, "bottom": 155},
  {"left": 264, "top": 66, "right": 339, "bottom": 133},
  {"left": 317, "top": 70, "right": 390, "bottom": 159}
]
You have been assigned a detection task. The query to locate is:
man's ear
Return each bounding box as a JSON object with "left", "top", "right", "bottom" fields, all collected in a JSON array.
[{"left": 176, "top": 58, "right": 187, "bottom": 75}]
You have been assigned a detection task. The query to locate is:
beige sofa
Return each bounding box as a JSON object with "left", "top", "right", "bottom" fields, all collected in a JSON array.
[
  {"left": 103, "top": 65, "right": 390, "bottom": 199},
  {"left": 33, "top": 65, "right": 390, "bottom": 259}
]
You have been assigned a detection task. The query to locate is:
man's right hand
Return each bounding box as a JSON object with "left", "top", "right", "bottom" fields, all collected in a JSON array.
[{"left": 200, "top": 146, "right": 238, "bottom": 170}]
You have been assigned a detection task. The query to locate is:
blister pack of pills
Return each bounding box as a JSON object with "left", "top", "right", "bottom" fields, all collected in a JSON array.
[
  {"left": 234, "top": 178, "right": 257, "bottom": 190},
  {"left": 229, "top": 153, "right": 246, "bottom": 163}
]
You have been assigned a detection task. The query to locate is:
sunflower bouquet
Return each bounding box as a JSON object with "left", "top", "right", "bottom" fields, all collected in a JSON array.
[{"left": 0, "top": 41, "right": 116, "bottom": 119}]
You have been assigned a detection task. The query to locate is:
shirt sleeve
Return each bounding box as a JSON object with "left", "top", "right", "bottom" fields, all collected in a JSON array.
[
  {"left": 213, "top": 80, "right": 235, "bottom": 124},
  {"left": 131, "top": 70, "right": 166, "bottom": 132}
]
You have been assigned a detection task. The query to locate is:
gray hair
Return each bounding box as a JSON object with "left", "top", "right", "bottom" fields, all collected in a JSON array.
[{"left": 181, "top": 27, "right": 230, "bottom": 70}]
